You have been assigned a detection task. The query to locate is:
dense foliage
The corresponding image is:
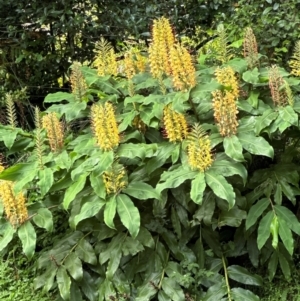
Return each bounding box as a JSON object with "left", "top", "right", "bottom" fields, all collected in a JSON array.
[{"left": 1, "top": 16, "right": 300, "bottom": 301}]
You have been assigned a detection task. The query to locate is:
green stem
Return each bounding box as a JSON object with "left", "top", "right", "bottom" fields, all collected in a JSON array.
[{"left": 222, "top": 254, "right": 232, "bottom": 301}]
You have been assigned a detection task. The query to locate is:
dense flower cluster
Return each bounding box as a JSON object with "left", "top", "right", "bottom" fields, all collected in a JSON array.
[
  {"left": 187, "top": 124, "right": 213, "bottom": 172},
  {"left": 163, "top": 104, "right": 188, "bottom": 142},
  {"left": 243, "top": 27, "right": 259, "bottom": 69},
  {"left": 268, "top": 65, "right": 288, "bottom": 106},
  {"left": 212, "top": 66, "right": 239, "bottom": 136},
  {"left": 289, "top": 41, "right": 300, "bottom": 77},
  {"left": 91, "top": 102, "right": 119, "bottom": 151},
  {"left": 70, "top": 62, "right": 87, "bottom": 101},
  {"left": 42, "top": 112, "right": 64, "bottom": 152},
  {"left": 103, "top": 165, "right": 127, "bottom": 195}
]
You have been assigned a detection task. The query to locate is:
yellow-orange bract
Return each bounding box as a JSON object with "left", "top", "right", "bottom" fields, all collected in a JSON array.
[
  {"left": 103, "top": 165, "right": 127, "bottom": 195},
  {"left": 163, "top": 104, "right": 188, "bottom": 143},
  {"left": 42, "top": 112, "right": 64, "bottom": 152},
  {"left": 268, "top": 65, "right": 288, "bottom": 106},
  {"left": 91, "top": 102, "right": 119, "bottom": 151},
  {"left": 0, "top": 180, "right": 28, "bottom": 227},
  {"left": 70, "top": 62, "right": 87, "bottom": 101},
  {"left": 187, "top": 124, "right": 213, "bottom": 172}
]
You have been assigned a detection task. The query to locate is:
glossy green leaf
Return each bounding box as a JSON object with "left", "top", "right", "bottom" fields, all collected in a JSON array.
[
  {"left": 18, "top": 221, "right": 36, "bottom": 259},
  {"left": 202, "top": 282, "right": 227, "bottom": 301},
  {"left": 136, "top": 227, "right": 155, "bottom": 248},
  {"left": 218, "top": 207, "right": 247, "bottom": 228},
  {"left": 190, "top": 172, "right": 206, "bottom": 204},
  {"left": 117, "top": 194, "right": 140, "bottom": 238},
  {"left": 278, "top": 105, "right": 298, "bottom": 126},
  {"left": 63, "top": 172, "right": 88, "bottom": 209},
  {"left": 227, "top": 265, "right": 262, "bottom": 286},
  {"left": 57, "top": 266, "right": 71, "bottom": 300},
  {"left": 47, "top": 102, "right": 87, "bottom": 122},
  {"left": 0, "top": 219, "right": 16, "bottom": 252},
  {"left": 75, "top": 238, "right": 97, "bottom": 265},
  {"left": 74, "top": 196, "right": 105, "bottom": 226},
  {"left": 193, "top": 193, "right": 215, "bottom": 225},
  {"left": 104, "top": 196, "right": 117, "bottom": 229},
  {"left": 246, "top": 198, "right": 270, "bottom": 230},
  {"left": 231, "top": 288, "right": 260, "bottom": 301},
  {"left": 242, "top": 68, "right": 260, "bottom": 84},
  {"left": 90, "top": 171, "right": 106, "bottom": 199},
  {"left": 205, "top": 170, "right": 235, "bottom": 209},
  {"left": 38, "top": 168, "right": 54, "bottom": 196},
  {"left": 279, "top": 252, "right": 291, "bottom": 280},
  {"left": 257, "top": 211, "right": 273, "bottom": 250},
  {"left": 237, "top": 132, "right": 274, "bottom": 158},
  {"left": 123, "top": 181, "right": 161, "bottom": 200},
  {"left": 13, "top": 166, "right": 38, "bottom": 194},
  {"left": 255, "top": 109, "right": 278, "bottom": 134},
  {"left": 268, "top": 251, "right": 278, "bottom": 281},
  {"left": 33, "top": 208, "right": 53, "bottom": 232},
  {"left": 136, "top": 273, "right": 160, "bottom": 301},
  {"left": 106, "top": 248, "right": 122, "bottom": 280},
  {"left": 117, "top": 143, "right": 146, "bottom": 159},
  {"left": 64, "top": 253, "right": 83, "bottom": 281},
  {"left": 156, "top": 166, "right": 197, "bottom": 193},
  {"left": 223, "top": 135, "right": 244, "bottom": 162},
  {"left": 274, "top": 205, "right": 300, "bottom": 235},
  {"left": 278, "top": 217, "right": 294, "bottom": 255},
  {"left": 161, "top": 277, "right": 185, "bottom": 301},
  {"left": 44, "top": 91, "right": 75, "bottom": 103},
  {"left": 1, "top": 129, "right": 18, "bottom": 149}
]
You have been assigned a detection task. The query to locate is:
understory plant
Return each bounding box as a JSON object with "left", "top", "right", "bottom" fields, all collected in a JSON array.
[{"left": 1, "top": 17, "right": 300, "bottom": 301}]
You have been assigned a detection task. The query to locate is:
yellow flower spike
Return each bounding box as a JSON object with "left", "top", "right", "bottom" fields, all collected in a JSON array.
[
  {"left": 169, "top": 44, "right": 196, "bottom": 91},
  {"left": 91, "top": 102, "right": 119, "bottom": 151},
  {"left": 243, "top": 27, "right": 259, "bottom": 69},
  {"left": 42, "top": 112, "right": 64, "bottom": 152},
  {"left": 187, "top": 124, "right": 213, "bottom": 172},
  {"left": 212, "top": 90, "right": 239, "bottom": 137},
  {"left": 215, "top": 66, "right": 239, "bottom": 99},
  {"left": 289, "top": 41, "right": 300, "bottom": 77},
  {"left": 135, "top": 53, "right": 147, "bottom": 73},
  {"left": 0, "top": 181, "right": 28, "bottom": 227},
  {"left": 103, "top": 165, "right": 127, "bottom": 195},
  {"left": 70, "top": 62, "right": 88, "bottom": 101},
  {"left": 163, "top": 104, "right": 188, "bottom": 143},
  {"left": 268, "top": 65, "right": 288, "bottom": 106}
]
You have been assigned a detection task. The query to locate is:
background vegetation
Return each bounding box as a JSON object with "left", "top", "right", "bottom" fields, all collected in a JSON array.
[{"left": 1, "top": 1, "right": 300, "bottom": 300}]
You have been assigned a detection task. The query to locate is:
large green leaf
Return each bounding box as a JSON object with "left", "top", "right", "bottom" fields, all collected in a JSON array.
[
  {"left": 268, "top": 251, "right": 278, "bottom": 281},
  {"left": 117, "top": 143, "right": 147, "bottom": 159},
  {"left": 104, "top": 196, "right": 117, "bottom": 229},
  {"left": 242, "top": 68, "right": 260, "bottom": 84},
  {"left": 190, "top": 172, "right": 206, "bottom": 205},
  {"left": 246, "top": 198, "right": 270, "bottom": 230},
  {"left": 44, "top": 91, "right": 75, "bottom": 103},
  {"left": 0, "top": 219, "right": 16, "bottom": 252},
  {"left": 237, "top": 132, "right": 274, "bottom": 158},
  {"left": 74, "top": 196, "right": 105, "bottom": 227},
  {"left": 223, "top": 135, "right": 244, "bottom": 162},
  {"left": 75, "top": 238, "right": 97, "bottom": 265},
  {"left": 89, "top": 171, "right": 106, "bottom": 199},
  {"left": 231, "top": 288, "right": 260, "bottom": 301},
  {"left": 278, "top": 105, "right": 298, "bottom": 126},
  {"left": 116, "top": 194, "right": 140, "bottom": 238},
  {"left": 278, "top": 217, "right": 294, "bottom": 255},
  {"left": 47, "top": 102, "right": 87, "bottom": 122},
  {"left": 18, "top": 221, "right": 36, "bottom": 259},
  {"left": 38, "top": 168, "right": 54, "bottom": 197},
  {"left": 156, "top": 166, "right": 198, "bottom": 193},
  {"left": 279, "top": 251, "right": 291, "bottom": 280},
  {"left": 123, "top": 181, "right": 161, "bottom": 200},
  {"left": 274, "top": 205, "right": 300, "bottom": 235},
  {"left": 257, "top": 211, "right": 273, "bottom": 250},
  {"left": 33, "top": 208, "right": 53, "bottom": 232},
  {"left": 0, "top": 127, "right": 19, "bottom": 149},
  {"left": 205, "top": 170, "right": 235, "bottom": 209},
  {"left": 255, "top": 109, "right": 278, "bottom": 134},
  {"left": 63, "top": 172, "right": 88, "bottom": 209},
  {"left": 218, "top": 207, "right": 247, "bottom": 227},
  {"left": 57, "top": 266, "right": 71, "bottom": 300},
  {"left": 136, "top": 273, "right": 160, "bottom": 301},
  {"left": 161, "top": 277, "right": 185, "bottom": 301},
  {"left": 64, "top": 253, "right": 83, "bottom": 281},
  {"left": 227, "top": 265, "right": 263, "bottom": 286}
]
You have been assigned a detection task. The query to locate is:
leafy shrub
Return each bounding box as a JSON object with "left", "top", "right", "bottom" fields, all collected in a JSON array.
[{"left": 1, "top": 17, "right": 300, "bottom": 301}]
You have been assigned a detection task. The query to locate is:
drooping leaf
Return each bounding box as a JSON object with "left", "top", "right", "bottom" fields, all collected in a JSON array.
[
  {"left": 104, "top": 196, "right": 117, "bottom": 229},
  {"left": 190, "top": 172, "right": 206, "bottom": 205},
  {"left": 57, "top": 266, "right": 71, "bottom": 300},
  {"left": 38, "top": 168, "right": 54, "bottom": 197},
  {"left": 278, "top": 105, "right": 298, "bottom": 126},
  {"left": 279, "top": 252, "right": 291, "bottom": 280},
  {"left": 246, "top": 198, "right": 270, "bottom": 230},
  {"left": 231, "top": 288, "right": 260, "bottom": 301},
  {"left": 64, "top": 253, "right": 83, "bottom": 281},
  {"left": 75, "top": 238, "right": 97, "bottom": 265},
  {"left": 227, "top": 265, "right": 263, "bottom": 286},
  {"left": 18, "top": 221, "right": 36, "bottom": 259},
  {"left": 116, "top": 194, "right": 140, "bottom": 238},
  {"left": 274, "top": 205, "right": 300, "bottom": 235},
  {"left": 278, "top": 217, "right": 294, "bottom": 255},
  {"left": 257, "top": 211, "right": 273, "bottom": 250},
  {"left": 161, "top": 277, "right": 185, "bottom": 301},
  {"left": 237, "top": 132, "right": 274, "bottom": 158},
  {"left": 33, "top": 208, "right": 53, "bottom": 232},
  {"left": 223, "top": 135, "right": 244, "bottom": 162},
  {"left": 90, "top": 171, "right": 106, "bottom": 199},
  {"left": 218, "top": 207, "right": 247, "bottom": 228},
  {"left": 123, "top": 181, "right": 161, "bottom": 200},
  {"left": 205, "top": 170, "right": 235, "bottom": 209},
  {"left": 44, "top": 91, "right": 75, "bottom": 103},
  {"left": 255, "top": 109, "right": 278, "bottom": 135},
  {"left": 74, "top": 196, "right": 105, "bottom": 227},
  {"left": 268, "top": 251, "right": 278, "bottom": 281},
  {"left": 63, "top": 172, "right": 88, "bottom": 209},
  {"left": 0, "top": 219, "right": 16, "bottom": 252}
]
